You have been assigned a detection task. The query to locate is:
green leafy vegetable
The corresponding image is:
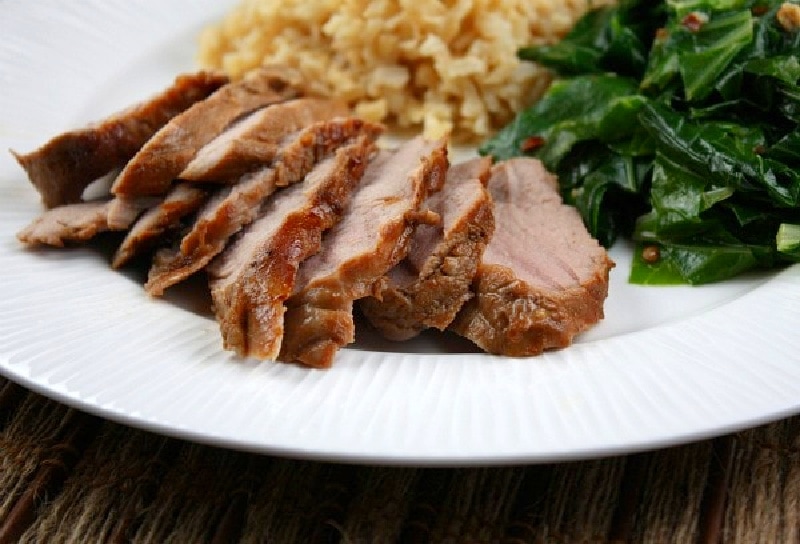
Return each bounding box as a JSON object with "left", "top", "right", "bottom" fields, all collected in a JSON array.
[
  {"left": 481, "top": 0, "right": 800, "bottom": 285},
  {"left": 777, "top": 223, "right": 800, "bottom": 257},
  {"left": 630, "top": 240, "right": 762, "bottom": 284},
  {"left": 480, "top": 75, "right": 646, "bottom": 165},
  {"left": 677, "top": 10, "right": 754, "bottom": 101},
  {"left": 518, "top": 0, "right": 663, "bottom": 77}
]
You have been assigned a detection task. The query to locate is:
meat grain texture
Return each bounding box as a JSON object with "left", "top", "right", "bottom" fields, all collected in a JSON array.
[
  {"left": 449, "top": 158, "right": 614, "bottom": 356},
  {"left": 144, "top": 115, "right": 383, "bottom": 296},
  {"left": 17, "top": 197, "right": 155, "bottom": 248},
  {"left": 179, "top": 97, "right": 349, "bottom": 182},
  {"left": 11, "top": 71, "right": 228, "bottom": 208},
  {"left": 359, "top": 156, "right": 495, "bottom": 341},
  {"left": 17, "top": 201, "right": 118, "bottom": 247},
  {"left": 110, "top": 67, "right": 302, "bottom": 198},
  {"left": 208, "top": 136, "right": 376, "bottom": 359},
  {"left": 112, "top": 184, "right": 210, "bottom": 268},
  {"left": 13, "top": 69, "right": 614, "bottom": 368},
  {"left": 279, "top": 137, "right": 449, "bottom": 368}
]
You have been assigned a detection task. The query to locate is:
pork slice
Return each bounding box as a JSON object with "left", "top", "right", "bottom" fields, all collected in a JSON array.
[
  {"left": 359, "top": 157, "right": 495, "bottom": 341},
  {"left": 110, "top": 67, "right": 302, "bottom": 198},
  {"left": 11, "top": 71, "right": 227, "bottom": 209},
  {"left": 144, "top": 118, "right": 383, "bottom": 296},
  {"left": 449, "top": 158, "right": 614, "bottom": 356},
  {"left": 105, "top": 194, "right": 165, "bottom": 230},
  {"left": 111, "top": 184, "right": 210, "bottom": 268},
  {"left": 207, "top": 136, "right": 375, "bottom": 360},
  {"left": 179, "top": 98, "right": 349, "bottom": 182},
  {"left": 17, "top": 198, "right": 152, "bottom": 248},
  {"left": 279, "top": 136, "right": 449, "bottom": 368},
  {"left": 271, "top": 118, "right": 384, "bottom": 187}
]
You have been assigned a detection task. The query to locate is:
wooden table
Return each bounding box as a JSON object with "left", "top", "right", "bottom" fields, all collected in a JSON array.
[{"left": 1, "top": 375, "right": 797, "bottom": 543}]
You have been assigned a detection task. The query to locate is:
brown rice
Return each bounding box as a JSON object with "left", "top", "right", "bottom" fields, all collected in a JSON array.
[{"left": 197, "top": 0, "right": 613, "bottom": 141}]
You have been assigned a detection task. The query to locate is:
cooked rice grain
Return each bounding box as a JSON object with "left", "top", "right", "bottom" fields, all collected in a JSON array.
[{"left": 198, "top": 0, "right": 613, "bottom": 141}]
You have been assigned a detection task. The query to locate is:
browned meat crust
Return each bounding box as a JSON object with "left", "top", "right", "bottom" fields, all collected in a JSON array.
[
  {"left": 179, "top": 98, "right": 349, "bottom": 182},
  {"left": 207, "top": 137, "right": 376, "bottom": 360},
  {"left": 17, "top": 198, "right": 151, "bottom": 247},
  {"left": 449, "top": 158, "right": 614, "bottom": 356},
  {"left": 110, "top": 67, "right": 302, "bottom": 198},
  {"left": 11, "top": 71, "right": 227, "bottom": 208},
  {"left": 144, "top": 118, "right": 383, "bottom": 296},
  {"left": 281, "top": 297, "right": 356, "bottom": 368},
  {"left": 279, "top": 137, "right": 449, "bottom": 368},
  {"left": 111, "top": 184, "right": 210, "bottom": 268},
  {"left": 450, "top": 264, "right": 612, "bottom": 356},
  {"left": 359, "top": 157, "right": 495, "bottom": 340}
]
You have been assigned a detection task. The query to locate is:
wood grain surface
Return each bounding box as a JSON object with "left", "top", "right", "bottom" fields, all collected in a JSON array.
[{"left": 1, "top": 376, "right": 797, "bottom": 544}]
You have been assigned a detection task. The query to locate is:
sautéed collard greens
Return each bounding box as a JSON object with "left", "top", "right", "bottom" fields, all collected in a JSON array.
[{"left": 481, "top": 0, "right": 800, "bottom": 285}]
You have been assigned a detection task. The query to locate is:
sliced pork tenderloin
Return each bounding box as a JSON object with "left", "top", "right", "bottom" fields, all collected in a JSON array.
[
  {"left": 279, "top": 137, "right": 449, "bottom": 368},
  {"left": 110, "top": 67, "right": 302, "bottom": 198},
  {"left": 17, "top": 198, "right": 153, "bottom": 248},
  {"left": 144, "top": 118, "right": 383, "bottom": 296},
  {"left": 207, "top": 136, "right": 376, "bottom": 360},
  {"left": 179, "top": 98, "right": 349, "bottom": 182},
  {"left": 113, "top": 99, "right": 354, "bottom": 269},
  {"left": 359, "top": 157, "right": 495, "bottom": 341},
  {"left": 111, "top": 184, "right": 210, "bottom": 268},
  {"left": 449, "top": 158, "right": 614, "bottom": 356},
  {"left": 105, "top": 194, "right": 165, "bottom": 230},
  {"left": 11, "top": 71, "right": 227, "bottom": 208}
]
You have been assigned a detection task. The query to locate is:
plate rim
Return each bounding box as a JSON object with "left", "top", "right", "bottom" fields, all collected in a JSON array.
[{"left": 2, "top": 0, "right": 800, "bottom": 466}]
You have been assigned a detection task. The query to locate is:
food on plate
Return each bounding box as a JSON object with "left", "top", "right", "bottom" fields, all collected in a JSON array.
[
  {"left": 17, "top": 199, "right": 150, "bottom": 247},
  {"left": 112, "top": 184, "right": 211, "bottom": 268},
  {"left": 178, "top": 97, "right": 350, "bottom": 182},
  {"left": 110, "top": 67, "right": 302, "bottom": 198},
  {"left": 144, "top": 117, "right": 384, "bottom": 296},
  {"left": 279, "top": 137, "right": 449, "bottom": 367},
  {"left": 196, "top": 0, "right": 613, "bottom": 141},
  {"left": 11, "top": 71, "right": 228, "bottom": 208},
  {"left": 209, "top": 136, "right": 377, "bottom": 360},
  {"left": 481, "top": 0, "right": 800, "bottom": 285},
  {"left": 13, "top": 69, "right": 612, "bottom": 367},
  {"left": 449, "top": 158, "right": 614, "bottom": 356},
  {"left": 359, "top": 156, "right": 495, "bottom": 341}
]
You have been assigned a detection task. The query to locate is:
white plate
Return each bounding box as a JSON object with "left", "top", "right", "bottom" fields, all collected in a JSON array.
[{"left": 2, "top": 0, "right": 800, "bottom": 465}]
